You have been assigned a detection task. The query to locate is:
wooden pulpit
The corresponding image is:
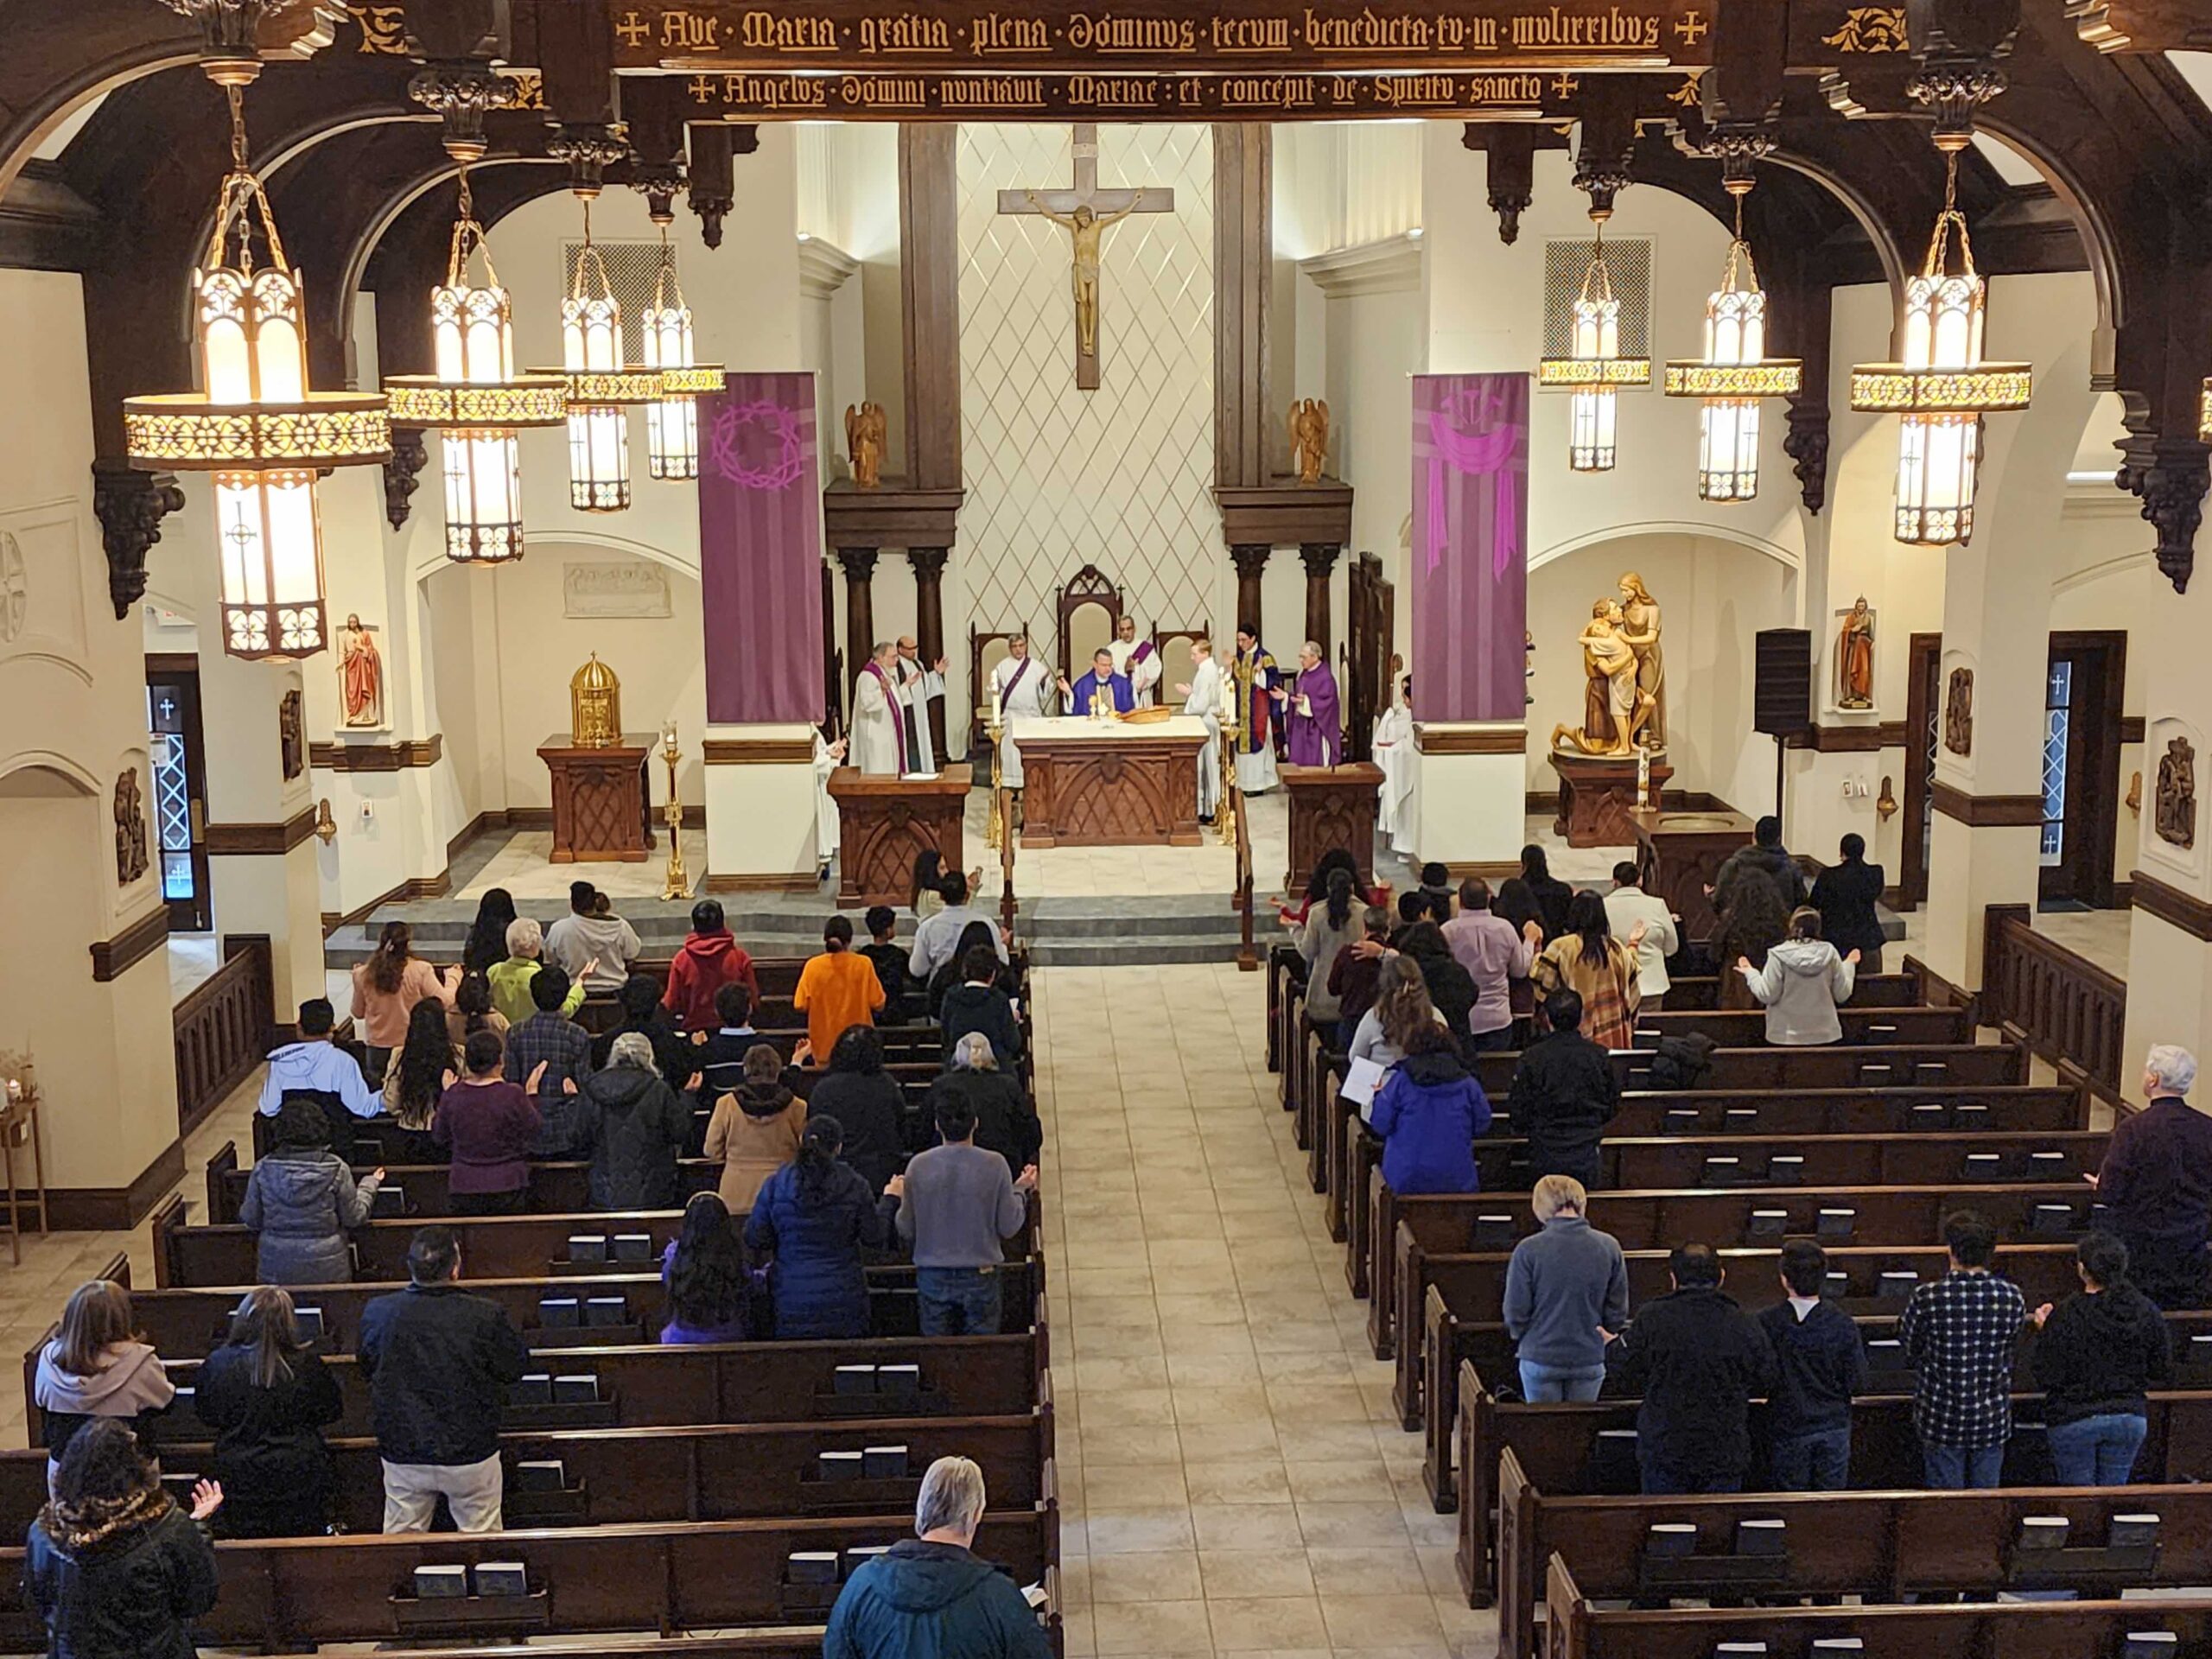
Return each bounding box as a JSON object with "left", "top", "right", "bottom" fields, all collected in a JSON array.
[
  {"left": 1630, "top": 805, "right": 1756, "bottom": 939},
  {"left": 537, "top": 734, "right": 655, "bottom": 863},
  {"left": 830, "top": 763, "right": 972, "bottom": 907},
  {"left": 1281, "top": 763, "right": 1384, "bottom": 895}
]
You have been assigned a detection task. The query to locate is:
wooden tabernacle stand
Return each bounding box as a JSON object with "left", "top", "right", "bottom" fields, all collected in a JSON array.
[
  {"left": 1630, "top": 804, "right": 1757, "bottom": 939},
  {"left": 830, "top": 763, "right": 972, "bottom": 907},
  {"left": 1281, "top": 763, "right": 1383, "bottom": 895},
  {"left": 1548, "top": 750, "right": 1674, "bottom": 849},
  {"left": 1013, "top": 715, "right": 1206, "bottom": 848},
  {"left": 537, "top": 734, "right": 656, "bottom": 864}
]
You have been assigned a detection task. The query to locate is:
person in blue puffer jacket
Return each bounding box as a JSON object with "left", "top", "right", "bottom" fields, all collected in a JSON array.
[
  {"left": 1369, "top": 1023, "right": 1491, "bottom": 1195},
  {"left": 742, "top": 1115, "right": 898, "bottom": 1339}
]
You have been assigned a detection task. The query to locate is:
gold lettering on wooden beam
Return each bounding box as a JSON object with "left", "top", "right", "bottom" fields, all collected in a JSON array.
[
  {"left": 683, "top": 67, "right": 1556, "bottom": 118},
  {"left": 971, "top": 15, "right": 1054, "bottom": 54},
  {"left": 1820, "top": 6, "right": 1909, "bottom": 51}
]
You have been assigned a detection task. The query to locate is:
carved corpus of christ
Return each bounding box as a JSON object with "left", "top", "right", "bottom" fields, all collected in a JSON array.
[{"left": 996, "top": 124, "right": 1174, "bottom": 391}]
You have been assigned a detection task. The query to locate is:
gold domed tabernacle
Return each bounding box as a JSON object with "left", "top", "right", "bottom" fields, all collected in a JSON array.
[{"left": 570, "top": 653, "right": 622, "bottom": 747}]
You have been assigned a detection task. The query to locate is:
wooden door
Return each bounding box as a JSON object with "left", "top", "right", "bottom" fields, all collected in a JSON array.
[
  {"left": 1900, "top": 632, "right": 1942, "bottom": 911},
  {"left": 145, "top": 655, "right": 213, "bottom": 932},
  {"left": 2038, "top": 631, "right": 2126, "bottom": 908}
]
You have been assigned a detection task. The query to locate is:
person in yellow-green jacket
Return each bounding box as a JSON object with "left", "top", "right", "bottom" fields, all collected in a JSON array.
[{"left": 486, "top": 917, "right": 588, "bottom": 1028}]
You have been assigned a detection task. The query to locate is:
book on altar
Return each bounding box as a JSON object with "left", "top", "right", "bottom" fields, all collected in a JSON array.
[{"left": 1340, "top": 1056, "right": 1388, "bottom": 1108}]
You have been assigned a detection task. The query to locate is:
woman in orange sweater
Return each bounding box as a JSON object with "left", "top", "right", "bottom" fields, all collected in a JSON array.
[{"left": 792, "top": 915, "right": 886, "bottom": 1065}]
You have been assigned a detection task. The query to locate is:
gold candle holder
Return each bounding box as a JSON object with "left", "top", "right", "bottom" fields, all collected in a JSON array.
[
  {"left": 982, "top": 708, "right": 1007, "bottom": 850},
  {"left": 1217, "top": 721, "right": 1240, "bottom": 847},
  {"left": 659, "top": 721, "right": 688, "bottom": 900}
]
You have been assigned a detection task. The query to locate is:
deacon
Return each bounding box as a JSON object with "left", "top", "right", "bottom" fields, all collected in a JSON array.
[
  {"left": 1374, "top": 671, "right": 1417, "bottom": 853},
  {"left": 990, "top": 634, "right": 1058, "bottom": 791},
  {"left": 1109, "top": 616, "right": 1161, "bottom": 707},
  {"left": 1176, "top": 635, "right": 1226, "bottom": 823},
  {"left": 1229, "top": 627, "right": 1279, "bottom": 795},
  {"left": 893, "top": 636, "right": 948, "bottom": 772},
  {"left": 853, "top": 642, "right": 912, "bottom": 776},
  {"left": 1274, "top": 639, "right": 1344, "bottom": 767},
  {"left": 1060, "top": 646, "right": 1135, "bottom": 715}
]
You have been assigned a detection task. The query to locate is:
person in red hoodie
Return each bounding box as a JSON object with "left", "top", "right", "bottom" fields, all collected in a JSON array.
[{"left": 662, "top": 899, "right": 760, "bottom": 1032}]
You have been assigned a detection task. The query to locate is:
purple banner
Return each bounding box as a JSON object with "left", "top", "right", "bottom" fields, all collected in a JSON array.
[
  {"left": 1410, "top": 373, "right": 1529, "bottom": 723},
  {"left": 699, "top": 375, "right": 825, "bottom": 725}
]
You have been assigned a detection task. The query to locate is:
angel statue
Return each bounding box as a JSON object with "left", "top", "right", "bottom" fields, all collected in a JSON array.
[
  {"left": 1289, "top": 398, "right": 1330, "bottom": 485},
  {"left": 843, "top": 401, "right": 887, "bottom": 489},
  {"left": 1550, "top": 599, "right": 1656, "bottom": 758}
]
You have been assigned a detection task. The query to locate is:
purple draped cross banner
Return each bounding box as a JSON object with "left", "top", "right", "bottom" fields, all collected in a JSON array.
[
  {"left": 1410, "top": 373, "right": 1529, "bottom": 723},
  {"left": 698, "top": 375, "right": 825, "bottom": 725}
]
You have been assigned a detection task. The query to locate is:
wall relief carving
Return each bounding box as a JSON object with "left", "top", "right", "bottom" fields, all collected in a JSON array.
[
  {"left": 2157, "top": 735, "right": 2196, "bottom": 851},
  {"left": 1943, "top": 667, "right": 1974, "bottom": 757}
]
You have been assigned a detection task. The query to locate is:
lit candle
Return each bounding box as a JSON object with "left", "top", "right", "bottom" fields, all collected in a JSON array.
[
  {"left": 1220, "top": 664, "right": 1235, "bottom": 721},
  {"left": 989, "top": 676, "right": 1002, "bottom": 728}
]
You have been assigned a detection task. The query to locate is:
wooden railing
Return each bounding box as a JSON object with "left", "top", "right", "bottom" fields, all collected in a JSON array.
[
  {"left": 172, "top": 934, "right": 273, "bottom": 1136},
  {"left": 1980, "top": 903, "right": 2126, "bottom": 1107}
]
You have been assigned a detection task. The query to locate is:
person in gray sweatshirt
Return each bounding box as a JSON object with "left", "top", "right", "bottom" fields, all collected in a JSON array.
[
  {"left": 545, "top": 881, "right": 641, "bottom": 992},
  {"left": 1738, "top": 907, "right": 1859, "bottom": 1046},
  {"left": 888, "top": 1098, "right": 1035, "bottom": 1337},
  {"left": 1502, "top": 1175, "right": 1629, "bottom": 1402}
]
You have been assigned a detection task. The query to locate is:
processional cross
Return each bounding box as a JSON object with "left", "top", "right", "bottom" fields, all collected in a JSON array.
[{"left": 995, "top": 124, "right": 1174, "bottom": 391}]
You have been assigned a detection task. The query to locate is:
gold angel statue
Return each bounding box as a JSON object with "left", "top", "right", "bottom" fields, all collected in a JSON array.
[
  {"left": 843, "top": 401, "right": 887, "bottom": 489},
  {"left": 1289, "top": 398, "right": 1330, "bottom": 485}
]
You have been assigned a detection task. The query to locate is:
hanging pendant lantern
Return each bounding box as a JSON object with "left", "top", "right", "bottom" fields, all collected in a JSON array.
[
  {"left": 1539, "top": 219, "right": 1649, "bottom": 473},
  {"left": 1850, "top": 150, "right": 2032, "bottom": 545},
  {"left": 124, "top": 84, "right": 390, "bottom": 659},
  {"left": 1663, "top": 188, "right": 1802, "bottom": 502},
  {"left": 640, "top": 230, "right": 724, "bottom": 480},
  {"left": 532, "top": 200, "right": 659, "bottom": 513},
  {"left": 383, "top": 172, "right": 567, "bottom": 563}
]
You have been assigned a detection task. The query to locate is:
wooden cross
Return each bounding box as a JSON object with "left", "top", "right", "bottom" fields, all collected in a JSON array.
[{"left": 995, "top": 124, "right": 1175, "bottom": 391}]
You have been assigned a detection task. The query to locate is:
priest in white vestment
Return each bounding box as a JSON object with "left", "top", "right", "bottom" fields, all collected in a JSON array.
[
  {"left": 893, "top": 637, "right": 947, "bottom": 772},
  {"left": 853, "top": 642, "right": 912, "bottom": 776},
  {"left": 989, "top": 634, "right": 1057, "bottom": 790},
  {"left": 1176, "top": 635, "right": 1225, "bottom": 822},
  {"left": 1109, "top": 616, "right": 1162, "bottom": 707},
  {"left": 1373, "top": 671, "right": 1417, "bottom": 853},
  {"left": 811, "top": 731, "right": 846, "bottom": 874}
]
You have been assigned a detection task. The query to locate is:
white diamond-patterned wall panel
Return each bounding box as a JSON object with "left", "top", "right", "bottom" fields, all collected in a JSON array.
[{"left": 954, "top": 124, "right": 1222, "bottom": 682}]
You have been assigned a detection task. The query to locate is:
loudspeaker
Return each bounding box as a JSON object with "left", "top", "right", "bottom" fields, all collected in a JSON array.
[{"left": 1753, "top": 628, "right": 1813, "bottom": 736}]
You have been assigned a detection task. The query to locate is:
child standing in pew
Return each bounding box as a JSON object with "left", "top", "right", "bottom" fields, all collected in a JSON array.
[
  {"left": 659, "top": 1192, "right": 750, "bottom": 1344},
  {"left": 1758, "top": 1240, "right": 1866, "bottom": 1492}
]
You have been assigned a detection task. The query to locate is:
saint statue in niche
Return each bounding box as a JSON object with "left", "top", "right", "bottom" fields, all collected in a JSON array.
[
  {"left": 1944, "top": 667, "right": 1974, "bottom": 757},
  {"left": 1837, "top": 597, "right": 1876, "bottom": 709},
  {"left": 1288, "top": 399, "right": 1330, "bottom": 484},
  {"left": 113, "top": 768, "right": 148, "bottom": 887},
  {"left": 843, "top": 401, "right": 886, "bottom": 489},
  {"left": 2157, "top": 735, "right": 2196, "bottom": 851},
  {"left": 338, "top": 613, "right": 385, "bottom": 729}
]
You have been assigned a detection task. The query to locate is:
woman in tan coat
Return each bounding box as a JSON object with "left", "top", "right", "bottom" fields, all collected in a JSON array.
[{"left": 704, "top": 1044, "right": 807, "bottom": 1213}]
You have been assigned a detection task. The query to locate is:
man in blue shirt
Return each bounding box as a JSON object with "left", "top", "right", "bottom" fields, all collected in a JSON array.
[
  {"left": 1058, "top": 647, "right": 1134, "bottom": 715},
  {"left": 258, "top": 999, "right": 378, "bottom": 1143}
]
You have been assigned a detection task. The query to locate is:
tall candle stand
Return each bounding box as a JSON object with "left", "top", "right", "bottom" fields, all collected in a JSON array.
[
  {"left": 1217, "top": 721, "right": 1240, "bottom": 848},
  {"left": 659, "top": 721, "right": 689, "bottom": 900},
  {"left": 982, "top": 709, "right": 1007, "bottom": 850}
]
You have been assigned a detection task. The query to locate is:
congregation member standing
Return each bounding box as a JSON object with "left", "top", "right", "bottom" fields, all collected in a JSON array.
[
  {"left": 860, "top": 906, "right": 914, "bottom": 1022},
  {"left": 796, "top": 916, "right": 887, "bottom": 1064},
  {"left": 1350, "top": 957, "right": 1438, "bottom": 1071},
  {"left": 24, "top": 1419, "right": 220, "bottom": 1659},
  {"left": 1809, "top": 833, "right": 1888, "bottom": 972},
  {"left": 2028, "top": 1232, "right": 2172, "bottom": 1484},
  {"left": 1368, "top": 1025, "right": 1490, "bottom": 1195},
  {"left": 592, "top": 973, "right": 694, "bottom": 1083},
  {"left": 1296, "top": 867, "right": 1365, "bottom": 1038},
  {"left": 1898, "top": 1210, "right": 2026, "bottom": 1490},
  {"left": 35, "top": 1282, "right": 174, "bottom": 1473},
  {"left": 1758, "top": 1241, "right": 1866, "bottom": 1491},
  {"left": 447, "top": 969, "right": 507, "bottom": 1052},
  {"left": 1710, "top": 814, "right": 1807, "bottom": 913},
  {"left": 690, "top": 982, "right": 762, "bottom": 1108},
  {"left": 1532, "top": 893, "right": 1644, "bottom": 1051},
  {"left": 434, "top": 1031, "right": 543, "bottom": 1216},
  {"left": 823, "top": 1456, "right": 1052, "bottom": 1659},
  {"left": 505, "top": 967, "right": 594, "bottom": 1154},
  {"left": 890, "top": 1096, "right": 1036, "bottom": 1335},
  {"left": 925, "top": 1033, "right": 1042, "bottom": 1178},
  {"left": 1504, "top": 990, "right": 1620, "bottom": 1188},
  {"left": 1442, "top": 878, "right": 1541, "bottom": 1053},
  {"left": 350, "top": 921, "right": 460, "bottom": 1085},
  {"left": 661, "top": 899, "right": 760, "bottom": 1033},
  {"left": 575, "top": 1033, "right": 691, "bottom": 1211},
  {"left": 908, "top": 869, "right": 1009, "bottom": 982},
  {"left": 2092, "top": 1044, "right": 2212, "bottom": 1308},
  {"left": 460, "top": 887, "right": 518, "bottom": 978},
  {"left": 487, "top": 918, "right": 584, "bottom": 1028},
  {"left": 258, "top": 997, "right": 379, "bottom": 1142},
  {"left": 1516, "top": 845, "right": 1574, "bottom": 940},
  {"left": 659, "top": 1193, "right": 750, "bottom": 1345},
  {"left": 810, "top": 1027, "right": 908, "bottom": 1196},
  {"left": 1605, "top": 1243, "right": 1777, "bottom": 1495},
  {"left": 1739, "top": 908, "right": 1859, "bottom": 1046},
  {"left": 1713, "top": 873, "right": 1791, "bottom": 1012},
  {"left": 545, "top": 880, "right": 639, "bottom": 991},
  {"left": 939, "top": 945, "right": 1024, "bottom": 1067},
  {"left": 193, "top": 1287, "right": 343, "bottom": 1538},
  {"left": 1396, "top": 919, "right": 1477, "bottom": 1039},
  {"left": 238, "top": 1098, "right": 384, "bottom": 1286},
  {"left": 703, "top": 1044, "right": 807, "bottom": 1212},
  {"left": 745, "top": 1116, "right": 899, "bottom": 1339},
  {"left": 358, "top": 1226, "right": 531, "bottom": 1532},
  {"left": 1602, "top": 862, "right": 1679, "bottom": 1010},
  {"left": 1325, "top": 906, "right": 1392, "bottom": 1052},
  {"left": 1503, "top": 1177, "right": 1628, "bottom": 1403}
]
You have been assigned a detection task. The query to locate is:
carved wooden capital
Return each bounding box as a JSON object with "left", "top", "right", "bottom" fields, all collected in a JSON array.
[
  {"left": 1230, "top": 543, "right": 1273, "bottom": 580},
  {"left": 836, "top": 546, "right": 880, "bottom": 583},
  {"left": 1783, "top": 404, "right": 1831, "bottom": 518},
  {"left": 1299, "top": 543, "right": 1343, "bottom": 580},
  {"left": 92, "top": 461, "right": 185, "bottom": 621},
  {"left": 906, "top": 547, "right": 950, "bottom": 584},
  {"left": 2117, "top": 437, "right": 2208, "bottom": 594},
  {"left": 383, "top": 429, "right": 429, "bottom": 531}
]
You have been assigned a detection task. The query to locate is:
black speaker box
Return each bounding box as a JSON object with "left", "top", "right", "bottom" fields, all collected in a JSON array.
[{"left": 1753, "top": 627, "right": 1813, "bottom": 736}]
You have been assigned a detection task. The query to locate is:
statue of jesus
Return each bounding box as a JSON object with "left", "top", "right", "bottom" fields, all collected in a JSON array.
[{"left": 1026, "top": 191, "right": 1140, "bottom": 361}]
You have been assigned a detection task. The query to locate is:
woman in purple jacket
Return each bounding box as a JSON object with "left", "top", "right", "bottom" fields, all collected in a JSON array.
[
  {"left": 659, "top": 1192, "right": 749, "bottom": 1344},
  {"left": 1369, "top": 1024, "right": 1491, "bottom": 1194}
]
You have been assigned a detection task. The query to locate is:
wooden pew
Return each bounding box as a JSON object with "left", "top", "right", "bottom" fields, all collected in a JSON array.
[
  {"left": 1331, "top": 1082, "right": 2088, "bottom": 1300},
  {"left": 1375, "top": 1179, "right": 2108, "bottom": 1376},
  {"left": 0, "top": 1510, "right": 1057, "bottom": 1653},
  {"left": 1542, "top": 1550, "right": 2212, "bottom": 1659},
  {"left": 1452, "top": 1358, "right": 2212, "bottom": 1604},
  {"left": 0, "top": 1407, "right": 1054, "bottom": 1541},
  {"left": 1657, "top": 970, "right": 1921, "bottom": 1009},
  {"left": 1491, "top": 1448, "right": 2212, "bottom": 1659}
]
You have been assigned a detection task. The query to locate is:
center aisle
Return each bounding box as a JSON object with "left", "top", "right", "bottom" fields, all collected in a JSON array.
[{"left": 1033, "top": 963, "right": 1497, "bottom": 1659}]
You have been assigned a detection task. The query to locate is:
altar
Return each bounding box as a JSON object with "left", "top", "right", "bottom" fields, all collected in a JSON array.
[{"left": 1012, "top": 714, "right": 1209, "bottom": 848}]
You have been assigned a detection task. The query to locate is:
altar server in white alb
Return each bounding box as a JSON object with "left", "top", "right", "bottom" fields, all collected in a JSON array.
[
  {"left": 1176, "top": 635, "right": 1226, "bottom": 823},
  {"left": 893, "top": 636, "right": 948, "bottom": 772},
  {"left": 811, "top": 731, "right": 846, "bottom": 877},
  {"left": 853, "top": 642, "right": 914, "bottom": 776},
  {"left": 989, "top": 633, "right": 1058, "bottom": 791},
  {"left": 1109, "top": 615, "right": 1162, "bottom": 708},
  {"left": 1373, "top": 670, "right": 1417, "bottom": 853}
]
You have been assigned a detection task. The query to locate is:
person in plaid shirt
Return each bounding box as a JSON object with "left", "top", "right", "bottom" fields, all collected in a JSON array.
[
  {"left": 1899, "top": 1210, "right": 2026, "bottom": 1489},
  {"left": 502, "top": 966, "right": 594, "bottom": 1155}
]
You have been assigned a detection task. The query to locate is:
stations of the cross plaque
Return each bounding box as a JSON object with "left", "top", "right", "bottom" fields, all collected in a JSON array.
[{"left": 995, "top": 124, "right": 1174, "bottom": 391}]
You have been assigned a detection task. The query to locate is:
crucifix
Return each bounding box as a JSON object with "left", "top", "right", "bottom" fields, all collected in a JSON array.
[{"left": 996, "top": 124, "right": 1175, "bottom": 391}]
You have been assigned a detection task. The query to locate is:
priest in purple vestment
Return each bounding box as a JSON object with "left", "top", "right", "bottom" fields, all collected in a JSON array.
[
  {"left": 1060, "top": 647, "right": 1137, "bottom": 715},
  {"left": 1274, "top": 640, "right": 1344, "bottom": 766}
]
